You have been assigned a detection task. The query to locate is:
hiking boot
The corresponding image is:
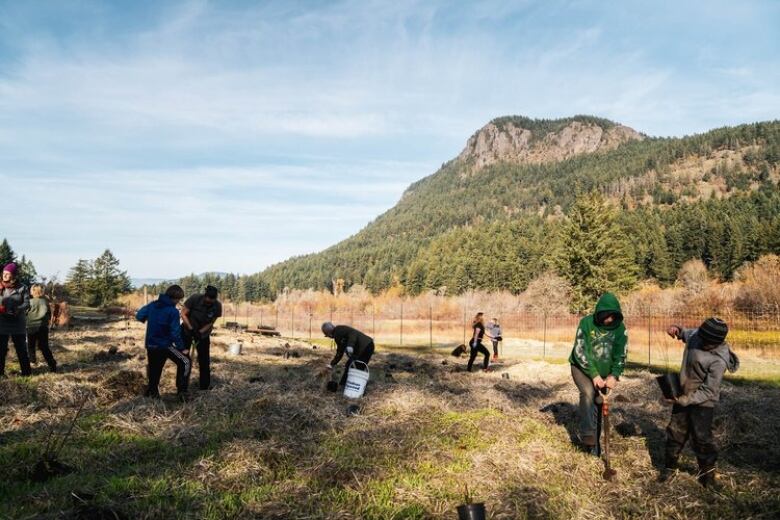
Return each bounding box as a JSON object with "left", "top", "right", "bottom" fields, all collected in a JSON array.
[
  {"left": 658, "top": 467, "right": 676, "bottom": 483},
  {"left": 698, "top": 466, "right": 720, "bottom": 489},
  {"left": 144, "top": 388, "right": 161, "bottom": 399},
  {"left": 581, "top": 435, "right": 599, "bottom": 456}
]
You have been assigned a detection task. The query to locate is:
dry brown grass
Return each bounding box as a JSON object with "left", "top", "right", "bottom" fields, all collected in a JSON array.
[{"left": 0, "top": 320, "right": 778, "bottom": 519}]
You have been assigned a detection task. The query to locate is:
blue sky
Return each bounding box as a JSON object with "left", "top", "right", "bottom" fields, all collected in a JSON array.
[{"left": 1, "top": 0, "right": 778, "bottom": 279}]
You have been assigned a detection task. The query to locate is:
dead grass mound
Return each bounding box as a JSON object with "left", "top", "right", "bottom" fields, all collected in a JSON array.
[
  {"left": 101, "top": 369, "right": 145, "bottom": 401},
  {"left": 0, "top": 378, "right": 37, "bottom": 406}
]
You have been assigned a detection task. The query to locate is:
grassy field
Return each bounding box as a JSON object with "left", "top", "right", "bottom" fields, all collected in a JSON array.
[{"left": 1, "top": 321, "right": 779, "bottom": 519}]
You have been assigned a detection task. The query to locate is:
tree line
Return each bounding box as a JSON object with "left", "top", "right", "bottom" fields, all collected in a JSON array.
[
  {"left": 249, "top": 120, "right": 780, "bottom": 300},
  {"left": 64, "top": 250, "right": 132, "bottom": 307}
]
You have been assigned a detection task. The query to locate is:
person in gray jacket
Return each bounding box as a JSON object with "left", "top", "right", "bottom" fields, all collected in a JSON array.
[
  {"left": 661, "top": 317, "right": 739, "bottom": 487},
  {"left": 27, "top": 284, "right": 56, "bottom": 372},
  {"left": 0, "top": 263, "right": 32, "bottom": 377}
]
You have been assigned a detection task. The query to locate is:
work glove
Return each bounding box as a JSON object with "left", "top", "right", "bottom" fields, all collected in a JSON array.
[{"left": 346, "top": 346, "right": 354, "bottom": 356}]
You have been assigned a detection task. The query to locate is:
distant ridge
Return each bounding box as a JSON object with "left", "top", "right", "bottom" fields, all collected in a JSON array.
[{"left": 167, "top": 116, "right": 780, "bottom": 299}]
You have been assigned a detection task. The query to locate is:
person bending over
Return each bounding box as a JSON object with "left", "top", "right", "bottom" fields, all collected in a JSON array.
[
  {"left": 181, "top": 285, "right": 222, "bottom": 390},
  {"left": 321, "top": 322, "right": 375, "bottom": 387},
  {"left": 136, "top": 285, "right": 190, "bottom": 400}
]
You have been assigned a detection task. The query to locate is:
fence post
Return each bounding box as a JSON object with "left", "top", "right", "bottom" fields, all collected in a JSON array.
[
  {"left": 372, "top": 306, "right": 376, "bottom": 338},
  {"left": 309, "top": 313, "right": 312, "bottom": 340},
  {"left": 260, "top": 308, "right": 263, "bottom": 328},
  {"left": 463, "top": 309, "right": 467, "bottom": 346},
  {"left": 647, "top": 314, "right": 652, "bottom": 369},
  {"left": 400, "top": 302, "right": 404, "bottom": 346},
  {"left": 543, "top": 313, "right": 547, "bottom": 360},
  {"left": 429, "top": 305, "right": 433, "bottom": 349},
  {"left": 290, "top": 307, "right": 294, "bottom": 338},
  {"left": 498, "top": 310, "right": 503, "bottom": 358},
  {"left": 275, "top": 307, "right": 279, "bottom": 330}
]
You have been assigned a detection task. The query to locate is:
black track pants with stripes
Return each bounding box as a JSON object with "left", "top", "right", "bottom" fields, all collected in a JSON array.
[{"left": 146, "top": 347, "right": 191, "bottom": 394}]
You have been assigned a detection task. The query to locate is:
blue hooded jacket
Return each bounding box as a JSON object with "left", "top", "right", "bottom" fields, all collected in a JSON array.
[{"left": 136, "top": 294, "right": 185, "bottom": 350}]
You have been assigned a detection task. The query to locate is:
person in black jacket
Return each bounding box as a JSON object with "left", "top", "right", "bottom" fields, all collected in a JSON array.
[
  {"left": 467, "top": 312, "right": 490, "bottom": 372},
  {"left": 180, "top": 285, "right": 222, "bottom": 390},
  {"left": 0, "top": 263, "right": 32, "bottom": 377},
  {"left": 321, "top": 322, "right": 375, "bottom": 387}
]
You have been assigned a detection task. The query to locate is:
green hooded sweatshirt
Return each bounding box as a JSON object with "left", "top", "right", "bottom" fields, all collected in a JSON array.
[{"left": 568, "top": 292, "right": 628, "bottom": 379}]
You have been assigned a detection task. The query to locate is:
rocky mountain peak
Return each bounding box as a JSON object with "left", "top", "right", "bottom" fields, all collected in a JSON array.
[{"left": 457, "top": 116, "right": 644, "bottom": 170}]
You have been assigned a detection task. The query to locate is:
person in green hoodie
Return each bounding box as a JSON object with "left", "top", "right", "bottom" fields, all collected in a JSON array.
[
  {"left": 569, "top": 292, "right": 628, "bottom": 453},
  {"left": 26, "top": 284, "right": 57, "bottom": 372}
]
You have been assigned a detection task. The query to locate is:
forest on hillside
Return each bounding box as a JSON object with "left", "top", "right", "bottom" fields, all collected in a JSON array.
[{"left": 170, "top": 120, "right": 778, "bottom": 303}]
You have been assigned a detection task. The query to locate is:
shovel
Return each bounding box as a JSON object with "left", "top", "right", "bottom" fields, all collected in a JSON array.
[{"left": 600, "top": 388, "right": 617, "bottom": 481}]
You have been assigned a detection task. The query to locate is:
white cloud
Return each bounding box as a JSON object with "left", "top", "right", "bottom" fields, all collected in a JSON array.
[{"left": 1, "top": 0, "right": 779, "bottom": 278}]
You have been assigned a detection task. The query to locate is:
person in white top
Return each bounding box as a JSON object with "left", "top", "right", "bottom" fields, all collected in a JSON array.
[{"left": 488, "top": 317, "right": 502, "bottom": 361}]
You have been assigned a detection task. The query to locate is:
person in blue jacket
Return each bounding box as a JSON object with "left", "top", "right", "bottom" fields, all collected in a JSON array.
[{"left": 136, "top": 285, "right": 191, "bottom": 399}]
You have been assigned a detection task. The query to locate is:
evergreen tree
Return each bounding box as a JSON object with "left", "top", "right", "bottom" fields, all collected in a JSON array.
[
  {"left": 0, "top": 239, "right": 38, "bottom": 286},
  {"left": 66, "top": 259, "right": 94, "bottom": 305},
  {"left": 0, "top": 239, "right": 14, "bottom": 267},
  {"left": 17, "top": 255, "right": 38, "bottom": 287},
  {"left": 90, "top": 250, "right": 132, "bottom": 307},
  {"left": 555, "top": 192, "right": 638, "bottom": 312}
]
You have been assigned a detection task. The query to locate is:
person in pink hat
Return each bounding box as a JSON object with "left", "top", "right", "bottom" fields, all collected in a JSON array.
[{"left": 0, "top": 263, "right": 32, "bottom": 377}]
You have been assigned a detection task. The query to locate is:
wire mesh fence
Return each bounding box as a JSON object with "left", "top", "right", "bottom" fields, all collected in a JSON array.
[{"left": 218, "top": 302, "right": 780, "bottom": 381}]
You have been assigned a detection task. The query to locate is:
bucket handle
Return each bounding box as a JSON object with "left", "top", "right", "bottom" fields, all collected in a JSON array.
[{"left": 349, "top": 360, "right": 369, "bottom": 376}]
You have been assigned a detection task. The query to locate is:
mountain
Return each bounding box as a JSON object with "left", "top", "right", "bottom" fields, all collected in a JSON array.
[
  {"left": 131, "top": 278, "right": 169, "bottom": 289},
  {"left": 456, "top": 115, "right": 643, "bottom": 170},
  {"left": 159, "top": 115, "right": 780, "bottom": 301},
  {"left": 133, "top": 272, "right": 229, "bottom": 290},
  {"left": 250, "top": 115, "right": 779, "bottom": 296}
]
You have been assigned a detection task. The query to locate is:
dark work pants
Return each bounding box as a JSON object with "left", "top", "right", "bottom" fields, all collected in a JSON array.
[
  {"left": 571, "top": 364, "right": 599, "bottom": 441},
  {"left": 339, "top": 342, "right": 375, "bottom": 386},
  {"left": 491, "top": 340, "right": 499, "bottom": 357},
  {"left": 28, "top": 326, "right": 57, "bottom": 370},
  {"left": 665, "top": 404, "right": 717, "bottom": 471},
  {"left": 146, "top": 347, "right": 191, "bottom": 394},
  {"left": 467, "top": 340, "right": 490, "bottom": 371},
  {"left": 0, "top": 334, "right": 32, "bottom": 376},
  {"left": 182, "top": 329, "right": 212, "bottom": 390}
]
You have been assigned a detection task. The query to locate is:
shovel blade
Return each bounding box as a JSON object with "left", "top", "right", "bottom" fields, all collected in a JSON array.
[{"left": 602, "top": 468, "right": 617, "bottom": 481}]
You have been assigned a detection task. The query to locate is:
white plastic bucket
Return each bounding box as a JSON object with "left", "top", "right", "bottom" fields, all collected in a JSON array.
[
  {"left": 228, "top": 342, "right": 242, "bottom": 355},
  {"left": 343, "top": 361, "right": 370, "bottom": 399}
]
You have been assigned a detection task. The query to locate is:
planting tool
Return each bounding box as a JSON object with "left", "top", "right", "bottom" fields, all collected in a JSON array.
[
  {"left": 600, "top": 388, "right": 617, "bottom": 481},
  {"left": 656, "top": 373, "right": 682, "bottom": 399}
]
